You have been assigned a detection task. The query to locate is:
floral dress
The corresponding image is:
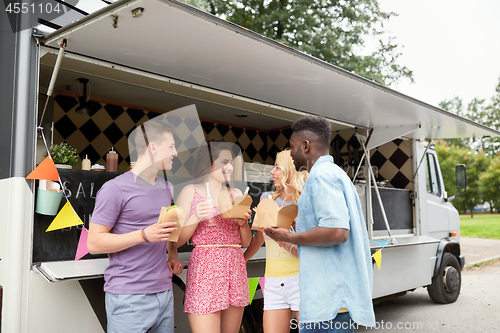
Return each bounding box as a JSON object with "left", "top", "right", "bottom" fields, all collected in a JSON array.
[{"left": 184, "top": 187, "right": 249, "bottom": 315}]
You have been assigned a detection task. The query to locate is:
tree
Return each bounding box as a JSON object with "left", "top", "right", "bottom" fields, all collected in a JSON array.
[
  {"left": 435, "top": 141, "right": 490, "bottom": 217},
  {"left": 194, "top": 0, "right": 413, "bottom": 86},
  {"left": 440, "top": 78, "right": 500, "bottom": 155},
  {"left": 181, "top": 0, "right": 208, "bottom": 11},
  {"left": 479, "top": 154, "right": 500, "bottom": 213},
  {"left": 478, "top": 79, "right": 500, "bottom": 155},
  {"left": 439, "top": 98, "right": 471, "bottom": 149}
]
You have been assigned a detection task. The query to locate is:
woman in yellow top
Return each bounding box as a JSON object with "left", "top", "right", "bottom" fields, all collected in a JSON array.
[{"left": 244, "top": 150, "right": 308, "bottom": 333}]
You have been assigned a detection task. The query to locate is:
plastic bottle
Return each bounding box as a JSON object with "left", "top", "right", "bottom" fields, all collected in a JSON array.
[
  {"left": 82, "top": 155, "right": 91, "bottom": 171},
  {"left": 205, "top": 182, "right": 216, "bottom": 225},
  {"left": 106, "top": 147, "right": 118, "bottom": 172}
]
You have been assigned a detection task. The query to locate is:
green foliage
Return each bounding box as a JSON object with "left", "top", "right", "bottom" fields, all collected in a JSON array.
[
  {"left": 180, "top": 0, "right": 208, "bottom": 11},
  {"left": 479, "top": 155, "right": 500, "bottom": 212},
  {"left": 192, "top": 0, "right": 413, "bottom": 86},
  {"left": 47, "top": 142, "right": 78, "bottom": 166},
  {"left": 439, "top": 98, "right": 472, "bottom": 149},
  {"left": 440, "top": 78, "right": 500, "bottom": 155},
  {"left": 460, "top": 214, "right": 500, "bottom": 239},
  {"left": 435, "top": 141, "right": 490, "bottom": 216},
  {"left": 437, "top": 78, "right": 500, "bottom": 216}
]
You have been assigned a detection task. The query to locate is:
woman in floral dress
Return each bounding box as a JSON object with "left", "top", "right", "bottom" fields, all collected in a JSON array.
[{"left": 175, "top": 140, "right": 252, "bottom": 333}]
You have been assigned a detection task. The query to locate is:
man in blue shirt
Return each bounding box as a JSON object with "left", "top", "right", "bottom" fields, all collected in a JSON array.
[{"left": 265, "top": 116, "right": 375, "bottom": 332}]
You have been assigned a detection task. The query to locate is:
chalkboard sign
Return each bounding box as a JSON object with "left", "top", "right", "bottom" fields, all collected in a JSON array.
[
  {"left": 32, "top": 169, "right": 120, "bottom": 263},
  {"left": 32, "top": 169, "right": 271, "bottom": 263}
]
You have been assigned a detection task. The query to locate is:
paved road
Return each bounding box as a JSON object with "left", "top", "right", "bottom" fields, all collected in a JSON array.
[
  {"left": 460, "top": 237, "right": 500, "bottom": 266},
  {"left": 355, "top": 260, "right": 500, "bottom": 332}
]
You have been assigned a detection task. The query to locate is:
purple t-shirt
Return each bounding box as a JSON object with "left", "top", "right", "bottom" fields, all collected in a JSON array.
[{"left": 91, "top": 172, "right": 173, "bottom": 294}]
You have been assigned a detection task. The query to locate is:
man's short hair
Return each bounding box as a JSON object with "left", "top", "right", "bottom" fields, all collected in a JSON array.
[
  {"left": 132, "top": 120, "right": 176, "bottom": 156},
  {"left": 291, "top": 116, "right": 331, "bottom": 149}
]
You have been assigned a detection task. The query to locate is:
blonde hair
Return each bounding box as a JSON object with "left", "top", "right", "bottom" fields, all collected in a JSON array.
[{"left": 270, "top": 150, "right": 308, "bottom": 204}]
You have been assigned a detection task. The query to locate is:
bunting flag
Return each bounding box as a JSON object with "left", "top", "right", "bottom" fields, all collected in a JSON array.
[
  {"left": 75, "top": 227, "right": 89, "bottom": 261},
  {"left": 370, "top": 240, "right": 389, "bottom": 247},
  {"left": 248, "top": 277, "right": 260, "bottom": 305},
  {"left": 46, "top": 201, "right": 83, "bottom": 232},
  {"left": 373, "top": 250, "right": 382, "bottom": 270},
  {"left": 26, "top": 156, "right": 60, "bottom": 181},
  {"left": 259, "top": 277, "right": 266, "bottom": 298}
]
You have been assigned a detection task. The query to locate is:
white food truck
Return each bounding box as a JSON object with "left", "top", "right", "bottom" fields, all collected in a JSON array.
[{"left": 1, "top": 0, "right": 499, "bottom": 332}]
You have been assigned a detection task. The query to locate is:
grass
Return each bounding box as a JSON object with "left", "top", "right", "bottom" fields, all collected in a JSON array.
[
  {"left": 465, "top": 258, "right": 500, "bottom": 270},
  {"left": 460, "top": 213, "right": 500, "bottom": 239}
]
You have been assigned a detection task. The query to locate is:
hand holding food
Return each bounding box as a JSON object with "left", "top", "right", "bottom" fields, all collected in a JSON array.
[
  {"left": 158, "top": 205, "right": 186, "bottom": 242},
  {"left": 142, "top": 221, "right": 177, "bottom": 243}
]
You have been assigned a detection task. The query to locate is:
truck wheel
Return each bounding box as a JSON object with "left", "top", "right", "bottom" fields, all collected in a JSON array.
[
  {"left": 427, "top": 252, "right": 461, "bottom": 304},
  {"left": 239, "top": 307, "right": 256, "bottom": 333}
]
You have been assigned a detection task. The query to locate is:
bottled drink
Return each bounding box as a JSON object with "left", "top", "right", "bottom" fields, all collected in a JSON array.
[
  {"left": 205, "top": 182, "right": 217, "bottom": 225},
  {"left": 82, "top": 154, "right": 91, "bottom": 171},
  {"left": 106, "top": 147, "right": 118, "bottom": 172}
]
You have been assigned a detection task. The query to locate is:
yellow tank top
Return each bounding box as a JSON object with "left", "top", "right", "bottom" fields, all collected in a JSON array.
[{"left": 264, "top": 237, "right": 300, "bottom": 277}]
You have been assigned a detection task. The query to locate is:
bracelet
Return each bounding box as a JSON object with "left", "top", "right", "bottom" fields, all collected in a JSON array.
[
  {"left": 141, "top": 228, "right": 150, "bottom": 243},
  {"left": 289, "top": 244, "right": 295, "bottom": 253}
]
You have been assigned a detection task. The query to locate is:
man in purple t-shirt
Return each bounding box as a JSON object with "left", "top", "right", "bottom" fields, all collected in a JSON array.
[{"left": 88, "top": 120, "right": 184, "bottom": 333}]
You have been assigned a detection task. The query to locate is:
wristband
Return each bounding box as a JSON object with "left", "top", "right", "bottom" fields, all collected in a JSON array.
[
  {"left": 141, "top": 228, "right": 150, "bottom": 243},
  {"left": 289, "top": 244, "right": 295, "bottom": 253}
]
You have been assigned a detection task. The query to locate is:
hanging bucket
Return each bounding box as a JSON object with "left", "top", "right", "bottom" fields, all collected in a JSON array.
[{"left": 35, "top": 188, "right": 63, "bottom": 216}]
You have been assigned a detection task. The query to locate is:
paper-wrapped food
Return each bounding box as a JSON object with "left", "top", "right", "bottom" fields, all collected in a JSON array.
[
  {"left": 218, "top": 190, "right": 252, "bottom": 219},
  {"left": 158, "top": 205, "right": 186, "bottom": 242},
  {"left": 251, "top": 198, "right": 298, "bottom": 231}
]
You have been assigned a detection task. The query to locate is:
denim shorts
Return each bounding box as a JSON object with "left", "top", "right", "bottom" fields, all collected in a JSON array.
[
  {"left": 263, "top": 274, "right": 300, "bottom": 311},
  {"left": 105, "top": 289, "right": 174, "bottom": 333}
]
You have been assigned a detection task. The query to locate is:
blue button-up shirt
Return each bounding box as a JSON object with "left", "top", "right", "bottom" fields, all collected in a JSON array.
[{"left": 296, "top": 155, "right": 375, "bottom": 326}]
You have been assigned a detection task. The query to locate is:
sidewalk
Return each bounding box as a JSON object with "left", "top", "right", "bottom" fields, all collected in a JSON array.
[{"left": 459, "top": 237, "right": 500, "bottom": 267}]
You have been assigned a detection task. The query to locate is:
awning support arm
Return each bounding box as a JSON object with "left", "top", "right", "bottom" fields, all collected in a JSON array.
[
  {"left": 355, "top": 133, "right": 397, "bottom": 245},
  {"left": 38, "top": 38, "right": 67, "bottom": 127},
  {"left": 352, "top": 129, "right": 372, "bottom": 181}
]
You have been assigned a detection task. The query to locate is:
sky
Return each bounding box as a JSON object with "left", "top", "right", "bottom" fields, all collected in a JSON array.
[
  {"left": 371, "top": 0, "right": 500, "bottom": 108},
  {"left": 70, "top": 0, "right": 500, "bottom": 109}
]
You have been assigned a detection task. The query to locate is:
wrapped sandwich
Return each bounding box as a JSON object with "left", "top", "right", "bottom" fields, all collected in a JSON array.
[{"left": 158, "top": 205, "right": 186, "bottom": 242}]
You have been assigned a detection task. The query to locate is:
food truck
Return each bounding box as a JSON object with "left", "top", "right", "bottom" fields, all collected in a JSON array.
[{"left": 1, "top": 0, "right": 499, "bottom": 332}]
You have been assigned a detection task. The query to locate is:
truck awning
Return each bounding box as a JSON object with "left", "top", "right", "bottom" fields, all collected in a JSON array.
[{"left": 42, "top": 0, "right": 500, "bottom": 140}]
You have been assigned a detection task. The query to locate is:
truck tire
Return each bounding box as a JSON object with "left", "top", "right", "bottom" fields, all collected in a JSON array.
[
  {"left": 239, "top": 307, "right": 256, "bottom": 333},
  {"left": 427, "top": 252, "right": 461, "bottom": 304}
]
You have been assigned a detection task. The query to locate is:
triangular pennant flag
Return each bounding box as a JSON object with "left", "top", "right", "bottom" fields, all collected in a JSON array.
[
  {"left": 373, "top": 250, "right": 382, "bottom": 270},
  {"left": 26, "top": 156, "right": 60, "bottom": 181},
  {"left": 370, "top": 240, "right": 389, "bottom": 247},
  {"left": 248, "top": 277, "right": 260, "bottom": 305},
  {"left": 259, "top": 277, "right": 266, "bottom": 298},
  {"left": 75, "top": 227, "right": 89, "bottom": 261},
  {"left": 46, "top": 201, "right": 83, "bottom": 232}
]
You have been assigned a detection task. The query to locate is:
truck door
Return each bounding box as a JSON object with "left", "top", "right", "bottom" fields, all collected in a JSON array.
[{"left": 425, "top": 150, "right": 449, "bottom": 237}]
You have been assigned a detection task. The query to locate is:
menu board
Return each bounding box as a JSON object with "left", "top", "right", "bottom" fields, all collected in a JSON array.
[
  {"left": 32, "top": 169, "right": 271, "bottom": 263},
  {"left": 32, "top": 169, "right": 119, "bottom": 263}
]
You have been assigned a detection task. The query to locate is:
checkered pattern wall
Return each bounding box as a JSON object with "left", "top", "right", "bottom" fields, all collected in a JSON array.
[
  {"left": 52, "top": 96, "right": 270, "bottom": 174},
  {"left": 331, "top": 129, "right": 413, "bottom": 190},
  {"left": 202, "top": 122, "right": 268, "bottom": 164},
  {"left": 52, "top": 95, "right": 413, "bottom": 189},
  {"left": 261, "top": 127, "right": 413, "bottom": 190}
]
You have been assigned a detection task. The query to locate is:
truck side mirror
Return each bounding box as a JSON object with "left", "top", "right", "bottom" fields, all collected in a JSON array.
[
  {"left": 455, "top": 164, "right": 466, "bottom": 190},
  {"left": 446, "top": 164, "right": 467, "bottom": 202}
]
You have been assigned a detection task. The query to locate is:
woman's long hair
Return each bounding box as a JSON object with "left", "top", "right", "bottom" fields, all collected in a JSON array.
[
  {"left": 270, "top": 150, "right": 308, "bottom": 204},
  {"left": 192, "top": 140, "right": 238, "bottom": 185}
]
